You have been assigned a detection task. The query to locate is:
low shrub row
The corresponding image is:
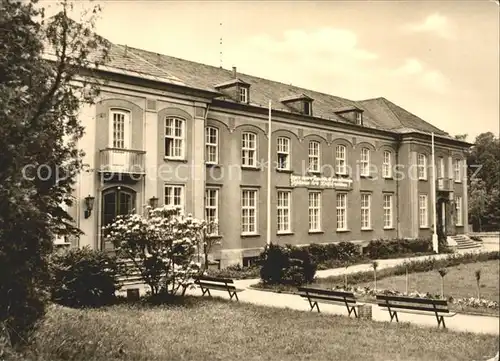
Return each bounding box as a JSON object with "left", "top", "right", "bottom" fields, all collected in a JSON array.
[{"left": 323, "top": 251, "right": 500, "bottom": 286}]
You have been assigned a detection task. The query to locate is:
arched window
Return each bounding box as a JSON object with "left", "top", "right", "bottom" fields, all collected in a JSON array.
[
  {"left": 165, "top": 117, "right": 185, "bottom": 159},
  {"left": 335, "top": 145, "right": 347, "bottom": 175}
]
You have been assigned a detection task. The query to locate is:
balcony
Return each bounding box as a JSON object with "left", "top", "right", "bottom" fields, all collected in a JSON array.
[
  {"left": 437, "top": 177, "right": 454, "bottom": 192},
  {"left": 99, "top": 148, "right": 146, "bottom": 176}
]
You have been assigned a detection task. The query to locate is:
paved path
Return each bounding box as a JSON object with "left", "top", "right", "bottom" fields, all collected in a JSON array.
[{"left": 120, "top": 247, "right": 500, "bottom": 335}]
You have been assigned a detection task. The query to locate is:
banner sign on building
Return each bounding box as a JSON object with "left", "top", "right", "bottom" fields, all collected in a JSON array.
[{"left": 290, "top": 175, "right": 353, "bottom": 189}]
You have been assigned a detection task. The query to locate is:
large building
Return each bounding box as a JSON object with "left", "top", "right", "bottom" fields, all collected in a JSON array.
[{"left": 55, "top": 41, "right": 471, "bottom": 267}]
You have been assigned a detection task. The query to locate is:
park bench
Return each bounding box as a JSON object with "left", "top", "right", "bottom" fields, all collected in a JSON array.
[
  {"left": 298, "top": 286, "right": 361, "bottom": 318},
  {"left": 376, "top": 294, "right": 457, "bottom": 328},
  {"left": 194, "top": 276, "right": 244, "bottom": 301}
]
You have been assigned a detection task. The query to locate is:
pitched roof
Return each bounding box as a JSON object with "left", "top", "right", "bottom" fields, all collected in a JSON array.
[{"left": 77, "top": 38, "right": 450, "bottom": 136}]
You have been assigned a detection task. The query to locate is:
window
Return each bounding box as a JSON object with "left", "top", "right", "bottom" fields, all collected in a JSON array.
[
  {"left": 419, "top": 194, "right": 428, "bottom": 228},
  {"left": 308, "top": 192, "right": 321, "bottom": 231},
  {"left": 110, "top": 109, "right": 130, "bottom": 149},
  {"left": 456, "top": 196, "right": 463, "bottom": 226},
  {"left": 165, "top": 117, "right": 185, "bottom": 159},
  {"left": 241, "top": 132, "right": 257, "bottom": 167},
  {"left": 454, "top": 159, "right": 462, "bottom": 182},
  {"left": 205, "top": 127, "right": 219, "bottom": 164},
  {"left": 438, "top": 157, "right": 445, "bottom": 178},
  {"left": 165, "top": 184, "right": 184, "bottom": 213},
  {"left": 336, "top": 193, "right": 347, "bottom": 231},
  {"left": 239, "top": 87, "right": 248, "bottom": 103},
  {"left": 361, "top": 193, "right": 371, "bottom": 229},
  {"left": 205, "top": 188, "right": 219, "bottom": 235},
  {"left": 335, "top": 145, "right": 347, "bottom": 175},
  {"left": 383, "top": 151, "right": 392, "bottom": 178},
  {"left": 304, "top": 101, "right": 311, "bottom": 115},
  {"left": 277, "top": 191, "right": 291, "bottom": 233},
  {"left": 417, "top": 154, "right": 427, "bottom": 180},
  {"left": 356, "top": 112, "right": 363, "bottom": 125},
  {"left": 308, "top": 141, "right": 320, "bottom": 173},
  {"left": 241, "top": 189, "right": 257, "bottom": 234},
  {"left": 383, "top": 194, "right": 393, "bottom": 229},
  {"left": 360, "top": 148, "right": 370, "bottom": 177},
  {"left": 277, "top": 137, "right": 290, "bottom": 170}
]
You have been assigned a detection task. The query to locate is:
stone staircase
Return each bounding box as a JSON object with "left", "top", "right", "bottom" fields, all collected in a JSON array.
[{"left": 449, "top": 234, "right": 483, "bottom": 250}]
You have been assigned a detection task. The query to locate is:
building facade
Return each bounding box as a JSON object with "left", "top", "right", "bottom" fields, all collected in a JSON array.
[{"left": 55, "top": 43, "right": 470, "bottom": 267}]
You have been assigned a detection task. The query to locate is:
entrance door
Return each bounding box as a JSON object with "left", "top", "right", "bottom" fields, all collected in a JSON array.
[
  {"left": 102, "top": 187, "right": 136, "bottom": 249},
  {"left": 441, "top": 202, "right": 446, "bottom": 236}
]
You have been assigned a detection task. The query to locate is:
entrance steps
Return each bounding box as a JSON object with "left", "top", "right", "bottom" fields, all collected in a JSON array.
[{"left": 448, "top": 234, "right": 483, "bottom": 250}]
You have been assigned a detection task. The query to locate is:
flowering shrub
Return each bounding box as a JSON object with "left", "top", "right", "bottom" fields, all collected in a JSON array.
[
  {"left": 103, "top": 206, "right": 207, "bottom": 295},
  {"left": 330, "top": 285, "right": 499, "bottom": 309}
]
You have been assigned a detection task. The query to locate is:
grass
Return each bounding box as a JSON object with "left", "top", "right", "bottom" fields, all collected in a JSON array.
[{"left": 14, "top": 298, "right": 500, "bottom": 361}]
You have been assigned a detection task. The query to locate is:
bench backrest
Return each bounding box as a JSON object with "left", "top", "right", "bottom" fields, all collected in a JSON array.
[
  {"left": 195, "top": 276, "right": 236, "bottom": 289},
  {"left": 298, "top": 287, "right": 357, "bottom": 304},
  {"left": 376, "top": 294, "right": 450, "bottom": 313}
]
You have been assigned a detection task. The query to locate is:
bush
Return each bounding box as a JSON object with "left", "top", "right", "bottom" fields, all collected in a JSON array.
[
  {"left": 207, "top": 264, "right": 260, "bottom": 280},
  {"left": 49, "top": 247, "right": 121, "bottom": 308},
  {"left": 364, "top": 238, "right": 432, "bottom": 259},
  {"left": 260, "top": 244, "right": 316, "bottom": 286}
]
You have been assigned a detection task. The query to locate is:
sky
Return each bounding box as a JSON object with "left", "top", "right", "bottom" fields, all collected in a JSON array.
[{"left": 41, "top": 0, "right": 499, "bottom": 141}]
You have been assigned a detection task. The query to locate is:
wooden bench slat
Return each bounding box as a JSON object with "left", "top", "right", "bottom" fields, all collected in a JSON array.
[
  {"left": 197, "top": 276, "right": 235, "bottom": 284},
  {"left": 376, "top": 294, "right": 448, "bottom": 306},
  {"left": 378, "top": 303, "right": 450, "bottom": 314},
  {"left": 299, "top": 293, "right": 357, "bottom": 304},
  {"left": 397, "top": 310, "right": 457, "bottom": 317},
  {"left": 298, "top": 287, "right": 355, "bottom": 298}
]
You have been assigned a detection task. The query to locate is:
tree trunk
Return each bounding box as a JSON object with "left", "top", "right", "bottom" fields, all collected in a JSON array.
[
  {"left": 477, "top": 280, "right": 481, "bottom": 299},
  {"left": 405, "top": 268, "right": 409, "bottom": 295},
  {"left": 374, "top": 271, "right": 377, "bottom": 292},
  {"left": 441, "top": 278, "right": 445, "bottom": 299}
]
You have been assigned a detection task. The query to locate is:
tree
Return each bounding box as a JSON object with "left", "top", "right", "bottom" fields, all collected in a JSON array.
[
  {"left": 0, "top": 0, "right": 108, "bottom": 345},
  {"left": 475, "top": 270, "right": 481, "bottom": 299},
  {"left": 469, "top": 178, "right": 488, "bottom": 231},
  {"left": 104, "top": 206, "right": 205, "bottom": 296},
  {"left": 455, "top": 134, "right": 468, "bottom": 141},
  {"left": 438, "top": 268, "right": 448, "bottom": 299},
  {"left": 467, "top": 132, "right": 500, "bottom": 231},
  {"left": 372, "top": 261, "right": 379, "bottom": 292}
]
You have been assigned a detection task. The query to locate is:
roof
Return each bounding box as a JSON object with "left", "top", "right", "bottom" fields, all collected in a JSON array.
[
  {"left": 333, "top": 105, "right": 363, "bottom": 114},
  {"left": 280, "top": 93, "right": 313, "bottom": 102}
]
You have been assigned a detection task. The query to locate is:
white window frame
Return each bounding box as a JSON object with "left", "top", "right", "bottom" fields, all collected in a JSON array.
[
  {"left": 360, "top": 148, "right": 370, "bottom": 177},
  {"left": 336, "top": 193, "right": 347, "bottom": 231},
  {"left": 417, "top": 153, "right": 427, "bottom": 180},
  {"left": 456, "top": 196, "right": 463, "bottom": 226},
  {"left": 205, "top": 126, "right": 219, "bottom": 164},
  {"left": 239, "top": 87, "right": 248, "bottom": 103},
  {"left": 361, "top": 193, "right": 371, "bottom": 230},
  {"left": 335, "top": 145, "right": 347, "bottom": 175},
  {"left": 308, "top": 191, "right": 321, "bottom": 232},
  {"left": 419, "top": 194, "right": 428, "bottom": 228},
  {"left": 308, "top": 141, "right": 320, "bottom": 173},
  {"left": 241, "top": 132, "right": 257, "bottom": 167},
  {"left": 277, "top": 191, "right": 291, "bottom": 233},
  {"left": 205, "top": 188, "right": 219, "bottom": 235},
  {"left": 241, "top": 189, "right": 258, "bottom": 235},
  {"left": 356, "top": 112, "right": 363, "bottom": 125},
  {"left": 304, "top": 101, "right": 312, "bottom": 115},
  {"left": 454, "top": 159, "right": 462, "bottom": 183},
  {"left": 165, "top": 117, "right": 185, "bottom": 159},
  {"left": 164, "top": 184, "right": 185, "bottom": 214},
  {"left": 383, "top": 151, "right": 392, "bottom": 178},
  {"left": 383, "top": 194, "right": 393, "bottom": 229},
  {"left": 109, "top": 109, "right": 131, "bottom": 149},
  {"left": 277, "top": 137, "right": 291, "bottom": 170}
]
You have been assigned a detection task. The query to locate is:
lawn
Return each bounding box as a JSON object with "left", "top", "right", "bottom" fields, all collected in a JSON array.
[
  {"left": 19, "top": 298, "right": 499, "bottom": 361},
  {"left": 355, "top": 259, "right": 500, "bottom": 303}
]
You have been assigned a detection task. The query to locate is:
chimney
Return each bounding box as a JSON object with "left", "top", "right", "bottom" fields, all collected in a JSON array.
[{"left": 232, "top": 66, "right": 237, "bottom": 78}]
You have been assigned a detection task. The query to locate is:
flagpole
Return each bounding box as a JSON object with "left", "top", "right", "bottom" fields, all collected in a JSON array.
[
  {"left": 431, "top": 132, "right": 439, "bottom": 253},
  {"left": 266, "top": 100, "right": 272, "bottom": 246}
]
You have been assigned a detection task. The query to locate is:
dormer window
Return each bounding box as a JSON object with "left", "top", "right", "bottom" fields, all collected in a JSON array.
[
  {"left": 281, "top": 93, "right": 314, "bottom": 116},
  {"left": 356, "top": 112, "right": 363, "bottom": 125},
  {"left": 333, "top": 106, "right": 364, "bottom": 126},
  {"left": 239, "top": 87, "right": 248, "bottom": 103},
  {"left": 304, "top": 101, "right": 312, "bottom": 115}
]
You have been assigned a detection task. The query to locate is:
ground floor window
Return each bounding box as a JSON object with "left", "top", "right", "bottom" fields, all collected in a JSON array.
[
  {"left": 205, "top": 188, "right": 219, "bottom": 235},
  {"left": 383, "top": 194, "right": 393, "bottom": 229},
  {"left": 419, "top": 194, "right": 428, "bottom": 228},
  {"left": 308, "top": 191, "right": 321, "bottom": 231},
  {"left": 277, "top": 191, "right": 291, "bottom": 233},
  {"left": 165, "top": 184, "right": 185, "bottom": 213},
  {"left": 361, "top": 193, "right": 371, "bottom": 229},
  {"left": 336, "top": 193, "right": 347, "bottom": 231},
  {"left": 241, "top": 189, "right": 258, "bottom": 235},
  {"left": 455, "top": 196, "right": 463, "bottom": 226}
]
